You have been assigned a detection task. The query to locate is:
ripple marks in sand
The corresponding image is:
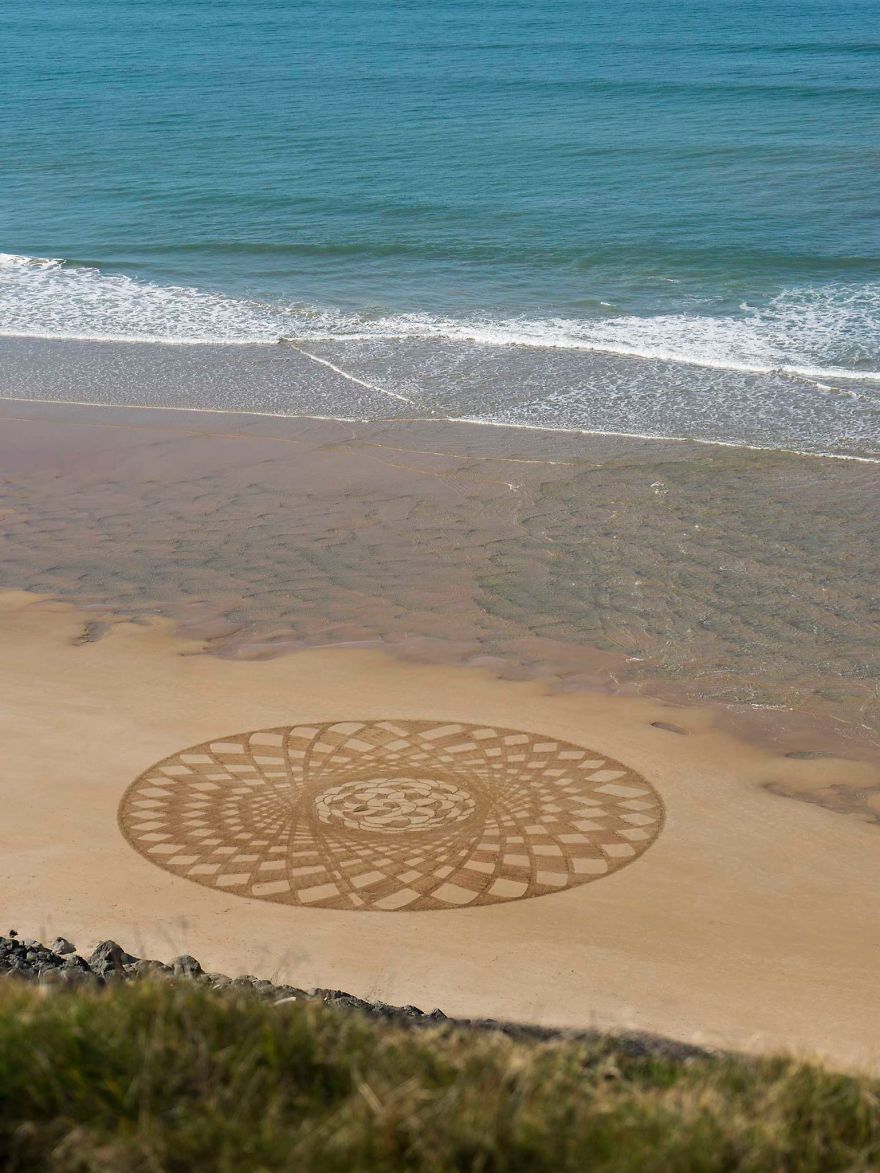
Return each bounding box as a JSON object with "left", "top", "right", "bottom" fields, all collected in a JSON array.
[{"left": 119, "top": 720, "right": 664, "bottom": 911}]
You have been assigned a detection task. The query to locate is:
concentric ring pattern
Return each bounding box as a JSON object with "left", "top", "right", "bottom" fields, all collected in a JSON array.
[{"left": 119, "top": 720, "right": 664, "bottom": 911}]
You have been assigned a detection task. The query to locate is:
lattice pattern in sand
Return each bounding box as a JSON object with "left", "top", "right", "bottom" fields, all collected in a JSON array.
[{"left": 119, "top": 720, "right": 664, "bottom": 911}]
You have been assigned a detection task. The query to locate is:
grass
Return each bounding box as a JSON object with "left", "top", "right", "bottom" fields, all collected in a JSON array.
[{"left": 0, "top": 981, "right": 878, "bottom": 1172}]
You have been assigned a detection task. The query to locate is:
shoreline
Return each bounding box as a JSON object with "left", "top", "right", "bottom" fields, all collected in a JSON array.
[
  {"left": 3, "top": 324, "right": 880, "bottom": 388},
  {"left": 3, "top": 391, "right": 878, "bottom": 464},
  {"left": 1, "top": 332, "right": 876, "bottom": 462},
  {"left": 1, "top": 397, "right": 877, "bottom": 768}
]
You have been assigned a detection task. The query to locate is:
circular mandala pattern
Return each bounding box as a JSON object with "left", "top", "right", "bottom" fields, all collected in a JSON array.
[
  {"left": 315, "top": 778, "right": 476, "bottom": 833},
  {"left": 119, "top": 719, "right": 664, "bottom": 912}
]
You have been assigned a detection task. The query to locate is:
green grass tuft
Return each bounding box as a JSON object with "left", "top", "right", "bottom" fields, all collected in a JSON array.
[{"left": 0, "top": 981, "right": 878, "bottom": 1171}]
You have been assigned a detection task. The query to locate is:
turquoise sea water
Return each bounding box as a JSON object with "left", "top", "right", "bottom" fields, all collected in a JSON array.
[{"left": 1, "top": 0, "right": 879, "bottom": 455}]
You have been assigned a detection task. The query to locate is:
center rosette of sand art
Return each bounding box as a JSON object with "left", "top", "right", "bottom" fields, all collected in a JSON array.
[{"left": 119, "top": 720, "right": 664, "bottom": 911}]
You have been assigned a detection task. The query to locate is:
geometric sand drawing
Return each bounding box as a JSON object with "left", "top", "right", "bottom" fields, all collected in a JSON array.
[{"left": 119, "top": 719, "right": 664, "bottom": 912}]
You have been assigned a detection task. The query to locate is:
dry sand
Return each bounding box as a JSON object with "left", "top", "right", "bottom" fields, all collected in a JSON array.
[{"left": 2, "top": 591, "right": 879, "bottom": 1071}]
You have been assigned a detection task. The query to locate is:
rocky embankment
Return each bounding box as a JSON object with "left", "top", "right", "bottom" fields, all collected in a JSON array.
[
  {"left": 0, "top": 931, "right": 443, "bottom": 1022},
  {"left": 0, "top": 930, "right": 711, "bottom": 1062}
]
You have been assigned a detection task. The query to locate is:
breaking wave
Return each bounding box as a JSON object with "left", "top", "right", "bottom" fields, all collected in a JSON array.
[{"left": 1, "top": 252, "right": 878, "bottom": 383}]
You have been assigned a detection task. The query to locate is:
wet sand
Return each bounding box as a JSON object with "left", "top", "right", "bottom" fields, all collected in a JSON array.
[
  {"left": 1, "top": 398, "right": 877, "bottom": 768},
  {"left": 1, "top": 399, "right": 878, "bottom": 1066}
]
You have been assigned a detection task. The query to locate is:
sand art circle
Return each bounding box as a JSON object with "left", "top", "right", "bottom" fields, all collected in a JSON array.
[
  {"left": 119, "top": 720, "right": 664, "bottom": 912},
  {"left": 314, "top": 777, "right": 477, "bottom": 833}
]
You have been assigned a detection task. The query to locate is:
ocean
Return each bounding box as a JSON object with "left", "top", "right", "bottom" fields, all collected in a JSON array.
[{"left": 1, "top": 0, "right": 879, "bottom": 457}]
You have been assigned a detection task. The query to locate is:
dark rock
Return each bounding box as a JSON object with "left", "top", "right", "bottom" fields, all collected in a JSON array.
[
  {"left": 38, "top": 969, "right": 68, "bottom": 986},
  {"left": 26, "top": 949, "right": 54, "bottom": 966},
  {"left": 62, "top": 969, "right": 103, "bottom": 990},
  {"left": 367, "top": 1000, "right": 396, "bottom": 1018},
  {"left": 272, "top": 985, "right": 305, "bottom": 1000},
  {"left": 428, "top": 1008, "right": 447, "bottom": 1021},
  {"left": 88, "top": 940, "right": 136, "bottom": 977},
  {"left": 170, "top": 955, "right": 203, "bottom": 978},
  {"left": 131, "top": 959, "right": 171, "bottom": 975},
  {"left": 62, "top": 954, "right": 91, "bottom": 972},
  {"left": 329, "top": 994, "right": 371, "bottom": 1012}
]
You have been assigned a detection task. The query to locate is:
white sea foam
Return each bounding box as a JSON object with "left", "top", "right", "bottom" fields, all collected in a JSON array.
[
  {"left": 0, "top": 253, "right": 286, "bottom": 344},
  {"left": 351, "top": 287, "right": 880, "bottom": 382},
  {"left": 1, "top": 252, "right": 878, "bottom": 384}
]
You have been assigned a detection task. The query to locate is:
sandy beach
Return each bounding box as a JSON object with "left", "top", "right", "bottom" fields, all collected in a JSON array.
[
  {"left": 6, "top": 5, "right": 880, "bottom": 1165},
  {"left": 1, "top": 397, "right": 878, "bottom": 1070},
  {"left": 2, "top": 591, "right": 880, "bottom": 1070}
]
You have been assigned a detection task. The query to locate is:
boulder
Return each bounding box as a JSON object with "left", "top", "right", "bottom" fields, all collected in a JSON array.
[
  {"left": 272, "top": 985, "right": 305, "bottom": 1001},
  {"left": 62, "top": 969, "right": 103, "bottom": 990},
  {"left": 170, "top": 955, "right": 203, "bottom": 978},
  {"left": 62, "top": 954, "right": 92, "bottom": 972},
  {"left": 329, "top": 993, "right": 371, "bottom": 1012},
  {"left": 130, "top": 959, "right": 173, "bottom": 979},
  {"left": 88, "top": 940, "right": 137, "bottom": 977},
  {"left": 229, "top": 976, "right": 257, "bottom": 990}
]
